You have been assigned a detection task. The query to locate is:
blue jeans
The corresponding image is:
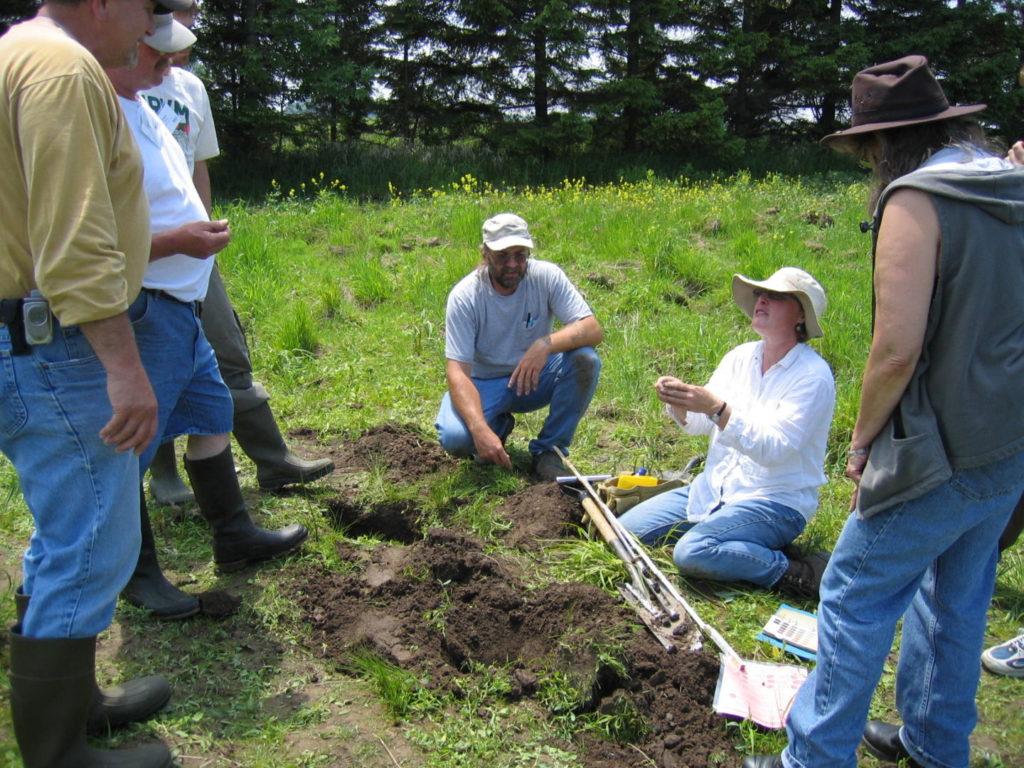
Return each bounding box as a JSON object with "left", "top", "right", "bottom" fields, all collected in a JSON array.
[
  {"left": 435, "top": 346, "right": 600, "bottom": 457},
  {"left": 1, "top": 317, "right": 141, "bottom": 639},
  {"left": 131, "top": 290, "right": 233, "bottom": 474},
  {"left": 617, "top": 485, "right": 805, "bottom": 587},
  {"left": 783, "top": 448, "right": 1024, "bottom": 768}
]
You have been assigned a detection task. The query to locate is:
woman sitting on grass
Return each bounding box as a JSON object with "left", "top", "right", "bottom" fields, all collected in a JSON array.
[{"left": 618, "top": 267, "right": 835, "bottom": 600}]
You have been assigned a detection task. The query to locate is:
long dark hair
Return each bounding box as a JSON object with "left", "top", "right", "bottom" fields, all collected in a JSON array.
[{"left": 842, "top": 118, "right": 1003, "bottom": 210}]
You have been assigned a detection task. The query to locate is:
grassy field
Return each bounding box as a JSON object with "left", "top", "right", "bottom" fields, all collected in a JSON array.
[{"left": 1, "top": 170, "right": 1022, "bottom": 767}]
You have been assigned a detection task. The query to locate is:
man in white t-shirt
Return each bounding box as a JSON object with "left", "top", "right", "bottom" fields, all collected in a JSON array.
[
  {"left": 140, "top": 1, "right": 334, "bottom": 507},
  {"left": 435, "top": 213, "right": 604, "bottom": 481},
  {"left": 105, "top": 14, "right": 308, "bottom": 621}
]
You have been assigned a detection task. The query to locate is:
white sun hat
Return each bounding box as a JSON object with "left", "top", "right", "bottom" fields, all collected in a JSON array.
[{"left": 732, "top": 267, "right": 827, "bottom": 339}]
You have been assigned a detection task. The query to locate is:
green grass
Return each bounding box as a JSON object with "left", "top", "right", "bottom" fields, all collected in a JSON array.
[{"left": 1, "top": 170, "right": 1021, "bottom": 767}]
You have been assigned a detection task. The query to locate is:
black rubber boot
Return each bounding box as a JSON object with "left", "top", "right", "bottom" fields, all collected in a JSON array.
[
  {"left": 121, "top": 485, "right": 200, "bottom": 620},
  {"left": 9, "top": 629, "right": 173, "bottom": 767},
  {"left": 15, "top": 587, "right": 173, "bottom": 733},
  {"left": 184, "top": 445, "right": 309, "bottom": 572},
  {"left": 148, "top": 440, "right": 195, "bottom": 506},
  {"left": 232, "top": 401, "right": 334, "bottom": 490}
]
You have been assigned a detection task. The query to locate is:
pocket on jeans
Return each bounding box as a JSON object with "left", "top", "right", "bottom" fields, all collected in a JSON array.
[
  {"left": 950, "top": 451, "right": 1024, "bottom": 502},
  {"left": 0, "top": 353, "right": 28, "bottom": 436},
  {"left": 128, "top": 290, "right": 152, "bottom": 325}
]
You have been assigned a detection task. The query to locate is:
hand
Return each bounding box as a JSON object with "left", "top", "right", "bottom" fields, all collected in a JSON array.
[
  {"left": 654, "top": 376, "right": 719, "bottom": 415},
  {"left": 99, "top": 363, "right": 158, "bottom": 455},
  {"left": 845, "top": 450, "right": 868, "bottom": 484},
  {"left": 165, "top": 219, "right": 231, "bottom": 260},
  {"left": 508, "top": 338, "right": 550, "bottom": 396},
  {"left": 1007, "top": 141, "right": 1024, "bottom": 167},
  {"left": 473, "top": 429, "right": 512, "bottom": 469}
]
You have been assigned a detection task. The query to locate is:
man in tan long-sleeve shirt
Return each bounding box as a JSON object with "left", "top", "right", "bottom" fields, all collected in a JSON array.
[{"left": 0, "top": 1, "right": 191, "bottom": 765}]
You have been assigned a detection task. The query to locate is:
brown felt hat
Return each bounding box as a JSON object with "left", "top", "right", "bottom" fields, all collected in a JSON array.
[{"left": 821, "top": 55, "right": 985, "bottom": 148}]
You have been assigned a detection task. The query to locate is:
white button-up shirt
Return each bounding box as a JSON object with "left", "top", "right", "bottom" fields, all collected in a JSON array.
[{"left": 673, "top": 341, "right": 835, "bottom": 522}]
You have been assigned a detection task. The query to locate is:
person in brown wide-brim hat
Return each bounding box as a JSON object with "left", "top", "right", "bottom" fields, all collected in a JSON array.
[
  {"left": 741, "top": 55, "right": 1024, "bottom": 768},
  {"left": 821, "top": 54, "right": 985, "bottom": 152}
]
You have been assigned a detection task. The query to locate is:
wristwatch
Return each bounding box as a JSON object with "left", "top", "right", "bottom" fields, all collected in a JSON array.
[{"left": 709, "top": 401, "right": 727, "bottom": 425}]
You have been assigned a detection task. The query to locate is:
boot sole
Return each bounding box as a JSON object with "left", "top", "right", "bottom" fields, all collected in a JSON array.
[
  {"left": 122, "top": 594, "right": 201, "bottom": 621},
  {"left": 215, "top": 528, "right": 310, "bottom": 573},
  {"left": 257, "top": 462, "right": 334, "bottom": 491}
]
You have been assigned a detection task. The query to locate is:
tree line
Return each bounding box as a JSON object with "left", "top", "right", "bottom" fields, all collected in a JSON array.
[{"left": 3, "top": 0, "right": 1023, "bottom": 161}]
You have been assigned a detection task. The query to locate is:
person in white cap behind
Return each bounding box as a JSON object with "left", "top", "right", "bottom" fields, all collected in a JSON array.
[
  {"left": 618, "top": 267, "right": 835, "bottom": 599},
  {"left": 435, "top": 213, "right": 604, "bottom": 481}
]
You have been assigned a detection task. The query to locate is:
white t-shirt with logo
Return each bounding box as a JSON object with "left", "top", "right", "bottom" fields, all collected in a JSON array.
[{"left": 142, "top": 67, "right": 219, "bottom": 174}]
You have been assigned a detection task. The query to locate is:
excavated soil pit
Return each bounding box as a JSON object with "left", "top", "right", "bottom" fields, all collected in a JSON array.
[
  {"left": 294, "top": 424, "right": 740, "bottom": 768},
  {"left": 323, "top": 498, "right": 422, "bottom": 543}
]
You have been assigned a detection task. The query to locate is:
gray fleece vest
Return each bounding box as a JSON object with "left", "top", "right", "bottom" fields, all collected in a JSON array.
[{"left": 857, "top": 162, "right": 1024, "bottom": 518}]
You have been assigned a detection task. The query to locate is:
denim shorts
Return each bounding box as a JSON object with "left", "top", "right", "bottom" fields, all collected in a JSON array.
[{"left": 130, "top": 289, "right": 233, "bottom": 472}]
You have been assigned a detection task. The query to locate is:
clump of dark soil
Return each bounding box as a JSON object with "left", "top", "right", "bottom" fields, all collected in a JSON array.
[
  {"left": 331, "top": 422, "right": 456, "bottom": 481},
  {"left": 495, "top": 482, "right": 585, "bottom": 550},
  {"left": 294, "top": 424, "right": 740, "bottom": 768},
  {"left": 294, "top": 531, "right": 738, "bottom": 768}
]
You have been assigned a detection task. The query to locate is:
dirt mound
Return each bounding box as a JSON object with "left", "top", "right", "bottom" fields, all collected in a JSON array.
[
  {"left": 294, "top": 425, "right": 739, "bottom": 767},
  {"left": 331, "top": 422, "right": 456, "bottom": 480},
  {"left": 496, "top": 482, "right": 586, "bottom": 550},
  {"left": 293, "top": 527, "right": 738, "bottom": 768}
]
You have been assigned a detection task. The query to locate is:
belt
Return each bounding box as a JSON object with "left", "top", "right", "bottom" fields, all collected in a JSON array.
[
  {"left": 142, "top": 287, "right": 191, "bottom": 306},
  {"left": 142, "top": 287, "right": 201, "bottom": 317}
]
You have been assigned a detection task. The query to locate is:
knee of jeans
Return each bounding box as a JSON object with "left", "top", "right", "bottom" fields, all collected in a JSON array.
[
  {"left": 674, "top": 533, "right": 716, "bottom": 571},
  {"left": 567, "top": 346, "right": 601, "bottom": 374},
  {"left": 437, "top": 426, "right": 473, "bottom": 457}
]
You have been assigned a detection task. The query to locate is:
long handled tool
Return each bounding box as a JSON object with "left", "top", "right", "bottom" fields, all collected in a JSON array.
[
  {"left": 555, "top": 449, "right": 738, "bottom": 660},
  {"left": 556, "top": 449, "right": 816, "bottom": 729}
]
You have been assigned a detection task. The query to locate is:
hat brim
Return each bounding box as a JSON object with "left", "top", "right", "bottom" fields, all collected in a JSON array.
[
  {"left": 732, "top": 274, "right": 823, "bottom": 339},
  {"left": 484, "top": 236, "right": 534, "bottom": 251},
  {"left": 821, "top": 103, "right": 986, "bottom": 149},
  {"left": 145, "top": 17, "right": 196, "bottom": 54},
  {"left": 155, "top": 1, "right": 194, "bottom": 12}
]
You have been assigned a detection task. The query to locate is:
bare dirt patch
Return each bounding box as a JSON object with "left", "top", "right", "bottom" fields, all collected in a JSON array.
[{"left": 291, "top": 424, "right": 741, "bottom": 768}]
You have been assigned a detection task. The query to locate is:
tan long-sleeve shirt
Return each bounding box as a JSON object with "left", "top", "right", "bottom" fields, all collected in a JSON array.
[{"left": 0, "top": 18, "right": 149, "bottom": 326}]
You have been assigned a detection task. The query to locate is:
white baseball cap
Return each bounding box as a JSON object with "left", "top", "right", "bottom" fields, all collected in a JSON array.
[
  {"left": 482, "top": 213, "right": 534, "bottom": 251},
  {"left": 144, "top": 11, "right": 196, "bottom": 54},
  {"left": 732, "top": 267, "right": 827, "bottom": 339}
]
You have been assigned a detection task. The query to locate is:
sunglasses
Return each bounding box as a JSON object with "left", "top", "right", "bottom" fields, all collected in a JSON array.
[{"left": 753, "top": 289, "right": 795, "bottom": 302}]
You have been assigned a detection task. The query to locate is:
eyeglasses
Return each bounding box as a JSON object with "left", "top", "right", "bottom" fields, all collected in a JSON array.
[
  {"left": 753, "top": 289, "right": 795, "bottom": 302},
  {"left": 487, "top": 248, "right": 530, "bottom": 265}
]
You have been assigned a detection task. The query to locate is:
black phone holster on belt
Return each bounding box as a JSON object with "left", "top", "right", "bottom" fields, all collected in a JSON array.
[{"left": 0, "top": 298, "right": 30, "bottom": 355}]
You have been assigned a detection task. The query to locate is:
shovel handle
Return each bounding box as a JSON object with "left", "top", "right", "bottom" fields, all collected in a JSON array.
[{"left": 583, "top": 497, "right": 633, "bottom": 562}]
